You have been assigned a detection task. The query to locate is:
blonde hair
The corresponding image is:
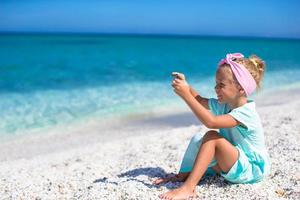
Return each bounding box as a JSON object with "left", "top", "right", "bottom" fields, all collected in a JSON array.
[{"left": 219, "top": 55, "right": 266, "bottom": 89}]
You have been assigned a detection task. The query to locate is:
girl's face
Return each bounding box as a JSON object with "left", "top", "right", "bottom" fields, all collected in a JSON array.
[{"left": 215, "top": 67, "right": 242, "bottom": 104}]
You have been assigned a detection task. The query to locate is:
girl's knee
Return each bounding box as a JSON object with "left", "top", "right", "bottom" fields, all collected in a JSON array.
[
  {"left": 203, "top": 130, "right": 220, "bottom": 142},
  {"left": 190, "top": 131, "right": 220, "bottom": 146}
]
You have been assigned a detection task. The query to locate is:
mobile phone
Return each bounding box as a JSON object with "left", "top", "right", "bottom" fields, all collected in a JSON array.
[{"left": 172, "top": 72, "right": 180, "bottom": 78}]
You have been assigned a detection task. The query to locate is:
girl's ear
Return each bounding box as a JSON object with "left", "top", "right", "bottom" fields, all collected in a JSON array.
[
  {"left": 237, "top": 85, "right": 246, "bottom": 96},
  {"left": 239, "top": 89, "right": 246, "bottom": 95}
]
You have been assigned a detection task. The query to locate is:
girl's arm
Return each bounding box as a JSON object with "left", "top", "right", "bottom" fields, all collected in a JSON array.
[
  {"left": 189, "top": 86, "right": 209, "bottom": 110},
  {"left": 171, "top": 74, "right": 238, "bottom": 129},
  {"left": 182, "top": 93, "right": 239, "bottom": 129},
  {"left": 172, "top": 72, "right": 209, "bottom": 110}
]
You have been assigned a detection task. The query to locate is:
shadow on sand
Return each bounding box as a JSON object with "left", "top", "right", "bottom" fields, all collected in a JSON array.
[{"left": 94, "top": 166, "right": 230, "bottom": 190}]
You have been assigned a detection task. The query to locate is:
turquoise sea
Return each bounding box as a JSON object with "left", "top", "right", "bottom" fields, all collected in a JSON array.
[{"left": 0, "top": 34, "right": 300, "bottom": 136}]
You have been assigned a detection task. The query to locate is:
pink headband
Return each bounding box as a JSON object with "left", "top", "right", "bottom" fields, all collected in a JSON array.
[{"left": 218, "top": 53, "right": 256, "bottom": 96}]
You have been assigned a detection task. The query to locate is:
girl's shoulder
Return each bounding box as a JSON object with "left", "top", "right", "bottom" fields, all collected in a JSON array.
[{"left": 229, "top": 101, "right": 262, "bottom": 132}]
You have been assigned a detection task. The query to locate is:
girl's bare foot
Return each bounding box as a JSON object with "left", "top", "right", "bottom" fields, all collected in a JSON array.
[
  {"left": 159, "top": 185, "right": 196, "bottom": 200},
  {"left": 153, "top": 172, "right": 190, "bottom": 185}
]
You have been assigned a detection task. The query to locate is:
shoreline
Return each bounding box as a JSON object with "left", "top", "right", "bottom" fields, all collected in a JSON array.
[
  {"left": 0, "top": 100, "right": 190, "bottom": 162},
  {"left": 0, "top": 87, "right": 299, "bottom": 162}
]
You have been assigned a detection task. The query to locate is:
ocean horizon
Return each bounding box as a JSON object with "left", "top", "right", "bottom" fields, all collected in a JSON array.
[
  {"left": 1, "top": 33, "right": 300, "bottom": 137},
  {"left": 2, "top": 31, "right": 300, "bottom": 40}
]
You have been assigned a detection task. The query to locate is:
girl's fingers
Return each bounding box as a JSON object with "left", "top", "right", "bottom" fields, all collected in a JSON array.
[
  {"left": 153, "top": 177, "right": 171, "bottom": 185},
  {"left": 172, "top": 82, "right": 179, "bottom": 87},
  {"left": 153, "top": 178, "right": 163, "bottom": 185},
  {"left": 172, "top": 80, "right": 179, "bottom": 85},
  {"left": 173, "top": 78, "right": 181, "bottom": 83},
  {"left": 172, "top": 84, "right": 180, "bottom": 90},
  {"left": 173, "top": 79, "right": 184, "bottom": 86}
]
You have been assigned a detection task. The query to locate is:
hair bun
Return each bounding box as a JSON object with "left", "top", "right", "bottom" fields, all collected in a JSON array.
[
  {"left": 249, "top": 55, "right": 265, "bottom": 73},
  {"left": 249, "top": 58, "right": 258, "bottom": 67}
]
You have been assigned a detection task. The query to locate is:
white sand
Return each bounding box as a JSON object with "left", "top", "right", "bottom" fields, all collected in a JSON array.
[{"left": 0, "top": 88, "right": 300, "bottom": 199}]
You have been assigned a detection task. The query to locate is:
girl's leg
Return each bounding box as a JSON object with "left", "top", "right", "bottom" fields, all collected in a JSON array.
[
  {"left": 154, "top": 133, "right": 200, "bottom": 185},
  {"left": 159, "top": 130, "right": 238, "bottom": 199},
  {"left": 153, "top": 172, "right": 190, "bottom": 185},
  {"left": 211, "top": 164, "right": 222, "bottom": 173},
  {"left": 153, "top": 164, "right": 221, "bottom": 185}
]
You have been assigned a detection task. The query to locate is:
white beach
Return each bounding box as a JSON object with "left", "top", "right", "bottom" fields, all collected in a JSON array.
[{"left": 0, "top": 88, "right": 300, "bottom": 199}]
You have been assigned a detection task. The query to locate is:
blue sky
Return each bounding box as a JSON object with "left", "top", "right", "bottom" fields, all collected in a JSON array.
[{"left": 0, "top": 0, "right": 300, "bottom": 38}]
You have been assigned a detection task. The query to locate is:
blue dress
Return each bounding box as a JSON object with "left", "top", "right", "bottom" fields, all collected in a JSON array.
[{"left": 179, "top": 98, "right": 271, "bottom": 183}]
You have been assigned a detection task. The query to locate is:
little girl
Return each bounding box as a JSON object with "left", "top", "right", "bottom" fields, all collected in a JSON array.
[{"left": 155, "top": 53, "right": 271, "bottom": 199}]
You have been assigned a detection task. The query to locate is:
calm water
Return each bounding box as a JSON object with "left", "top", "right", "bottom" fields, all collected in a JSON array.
[{"left": 0, "top": 34, "right": 300, "bottom": 135}]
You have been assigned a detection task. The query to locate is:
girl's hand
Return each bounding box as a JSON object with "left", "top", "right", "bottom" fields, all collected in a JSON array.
[
  {"left": 171, "top": 72, "right": 191, "bottom": 98},
  {"left": 172, "top": 72, "right": 186, "bottom": 81}
]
